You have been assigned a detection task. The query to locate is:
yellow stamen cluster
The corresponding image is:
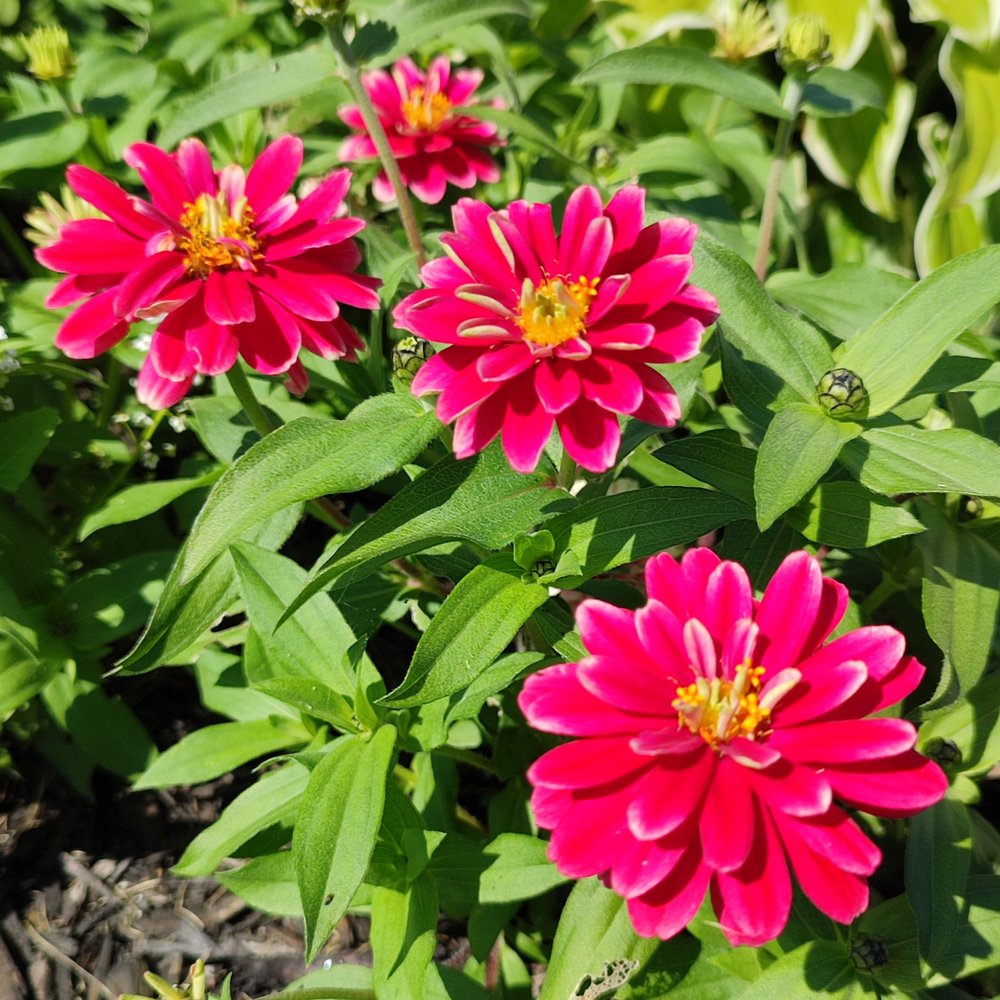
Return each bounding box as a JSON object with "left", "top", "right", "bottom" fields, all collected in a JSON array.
[
  {"left": 674, "top": 661, "right": 771, "bottom": 750},
  {"left": 402, "top": 86, "right": 453, "bottom": 131},
  {"left": 515, "top": 275, "right": 599, "bottom": 348},
  {"left": 178, "top": 193, "right": 261, "bottom": 278}
]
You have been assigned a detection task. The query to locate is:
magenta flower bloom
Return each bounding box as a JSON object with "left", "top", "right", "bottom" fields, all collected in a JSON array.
[
  {"left": 36, "top": 136, "right": 379, "bottom": 408},
  {"left": 519, "top": 549, "right": 948, "bottom": 946},
  {"left": 393, "top": 185, "right": 718, "bottom": 473},
  {"left": 339, "top": 56, "right": 503, "bottom": 205}
]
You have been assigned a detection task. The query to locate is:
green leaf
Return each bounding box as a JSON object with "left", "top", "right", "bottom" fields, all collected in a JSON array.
[
  {"left": 157, "top": 47, "right": 341, "bottom": 149},
  {"left": 253, "top": 678, "right": 357, "bottom": 733},
  {"left": 0, "top": 407, "right": 59, "bottom": 492},
  {"left": 181, "top": 396, "right": 439, "bottom": 583},
  {"left": 802, "top": 67, "right": 885, "bottom": 118},
  {"left": 0, "top": 114, "right": 88, "bottom": 179},
  {"left": 917, "top": 504, "right": 1000, "bottom": 693},
  {"left": 294, "top": 725, "right": 397, "bottom": 961},
  {"left": 734, "top": 941, "right": 859, "bottom": 999},
  {"left": 217, "top": 852, "right": 301, "bottom": 917},
  {"left": 694, "top": 234, "right": 834, "bottom": 416},
  {"left": 853, "top": 895, "right": 924, "bottom": 993},
  {"left": 458, "top": 104, "right": 579, "bottom": 168},
  {"left": 905, "top": 799, "right": 972, "bottom": 970},
  {"left": 292, "top": 444, "right": 569, "bottom": 610},
  {"left": 538, "top": 878, "right": 658, "bottom": 1000},
  {"left": 842, "top": 426, "right": 1000, "bottom": 497},
  {"left": 836, "top": 245, "right": 1000, "bottom": 415},
  {"left": 480, "top": 833, "right": 569, "bottom": 903},
  {"left": 575, "top": 46, "right": 787, "bottom": 119},
  {"left": 754, "top": 404, "right": 862, "bottom": 530},
  {"left": 919, "top": 671, "right": 1000, "bottom": 778},
  {"left": 132, "top": 718, "right": 309, "bottom": 790},
  {"left": 371, "top": 873, "right": 439, "bottom": 1000},
  {"left": 380, "top": 554, "right": 548, "bottom": 708},
  {"left": 786, "top": 481, "right": 924, "bottom": 548},
  {"left": 767, "top": 265, "right": 912, "bottom": 341},
  {"left": 653, "top": 431, "right": 756, "bottom": 505},
  {"left": 116, "top": 504, "right": 301, "bottom": 673},
  {"left": 231, "top": 542, "right": 358, "bottom": 691},
  {"left": 606, "top": 135, "right": 729, "bottom": 185},
  {"left": 78, "top": 469, "right": 220, "bottom": 540},
  {"left": 173, "top": 761, "right": 308, "bottom": 877},
  {"left": 0, "top": 620, "right": 58, "bottom": 719},
  {"left": 547, "top": 486, "right": 750, "bottom": 580}
]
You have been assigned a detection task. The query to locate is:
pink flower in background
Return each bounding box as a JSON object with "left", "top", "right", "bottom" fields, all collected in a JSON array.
[
  {"left": 36, "top": 136, "right": 379, "bottom": 407},
  {"left": 339, "top": 56, "right": 503, "bottom": 205},
  {"left": 520, "top": 549, "right": 947, "bottom": 946},
  {"left": 394, "top": 185, "right": 718, "bottom": 473}
]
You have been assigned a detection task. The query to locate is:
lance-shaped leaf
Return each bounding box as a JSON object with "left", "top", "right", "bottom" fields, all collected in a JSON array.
[
  {"left": 294, "top": 725, "right": 397, "bottom": 961},
  {"left": 371, "top": 873, "right": 439, "bottom": 1000},
  {"left": 180, "top": 395, "right": 440, "bottom": 583}
]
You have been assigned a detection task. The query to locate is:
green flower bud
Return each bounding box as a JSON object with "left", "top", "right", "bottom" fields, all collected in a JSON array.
[
  {"left": 925, "top": 737, "right": 962, "bottom": 768},
  {"left": 288, "top": 0, "right": 349, "bottom": 22},
  {"left": 392, "top": 336, "right": 434, "bottom": 384},
  {"left": 958, "top": 495, "right": 984, "bottom": 521},
  {"left": 18, "top": 24, "right": 75, "bottom": 81},
  {"left": 779, "top": 13, "right": 831, "bottom": 73},
  {"left": 850, "top": 933, "right": 889, "bottom": 973},
  {"left": 817, "top": 368, "right": 868, "bottom": 418},
  {"left": 712, "top": 0, "right": 778, "bottom": 63}
]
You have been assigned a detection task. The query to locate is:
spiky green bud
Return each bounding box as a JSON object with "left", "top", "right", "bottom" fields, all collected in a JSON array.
[
  {"left": 850, "top": 933, "right": 889, "bottom": 972},
  {"left": 288, "top": 0, "right": 348, "bottom": 22},
  {"left": 392, "top": 336, "right": 434, "bottom": 384},
  {"left": 712, "top": 0, "right": 778, "bottom": 63},
  {"left": 18, "top": 25, "right": 75, "bottom": 81},
  {"left": 817, "top": 368, "right": 868, "bottom": 418},
  {"left": 779, "top": 13, "right": 831, "bottom": 73}
]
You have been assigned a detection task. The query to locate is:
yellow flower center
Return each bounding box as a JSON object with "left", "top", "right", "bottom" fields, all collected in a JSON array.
[
  {"left": 401, "top": 86, "right": 452, "bottom": 131},
  {"left": 515, "top": 275, "right": 599, "bottom": 348},
  {"left": 178, "top": 192, "right": 261, "bottom": 278},
  {"left": 673, "top": 661, "right": 771, "bottom": 750}
]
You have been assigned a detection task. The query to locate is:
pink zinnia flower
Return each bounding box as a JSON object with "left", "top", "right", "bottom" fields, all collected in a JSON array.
[
  {"left": 36, "top": 136, "right": 379, "bottom": 408},
  {"left": 339, "top": 56, "right": 503, "bottom": 205},
  {"left": 393, "top": 185, "right": 718, "bottom": 473},
  {"left": 519, "top": 549, "right": 948, "bottom": 946}
]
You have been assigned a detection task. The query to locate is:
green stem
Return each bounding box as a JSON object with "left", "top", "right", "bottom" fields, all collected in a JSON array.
[
  {"left": 225, "top": 364, "right": 277, "bottom": 438},
  {"left": 433, "top": 744, "right": 501, "bottom": 777},
  {"left": 96, "top": 355, "right": 122, "bottom": 429},
  {"left": 556, "top": 451, "right": 577, "bottom": 491},
  {"left": 753, "top": 74, "right": 805, "bottom": 282},
  {"left": 860, "top": 574, "right": 901, "bottom": 617},
  {"left": 703, "top": 93, "right": 727, "bottom": 136},
  {"left": 324, "top": 19, "right": 427, "bottom": 268}
]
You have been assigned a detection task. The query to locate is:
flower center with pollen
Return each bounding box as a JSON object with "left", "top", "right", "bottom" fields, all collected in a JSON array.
[
  {"left": 673, "top": 661, "right": 771, "bottom": 750},
  {"left": 515, "top": 275, "right": 599, "bottom": 348},
  {"left": 402, "top": 86, "right": 452, "bottom": 131},
  {"left": 178, "top": 192, "right": 261, "bottom": 278}
]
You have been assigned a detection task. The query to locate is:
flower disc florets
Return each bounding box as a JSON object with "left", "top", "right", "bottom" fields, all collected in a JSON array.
[
  {"left": 393, "top": 185, "right": 720, "bottom": 473},
  {"left": 34, "top": 136, "right": 379, "bottom": 408},
  {"left": 519, "top": 548, "right": 947, "bottom": 946}
]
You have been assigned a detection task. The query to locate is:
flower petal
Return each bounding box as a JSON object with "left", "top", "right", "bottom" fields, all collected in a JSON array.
[{"left": 245, "top": 135, "right": 303, "bottom": 214}]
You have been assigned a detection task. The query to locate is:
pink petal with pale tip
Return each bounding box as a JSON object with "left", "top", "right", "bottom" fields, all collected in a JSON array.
[
  {"left": 571, "top": 216, "right": 613, "bottom": 279},
  {"left": 245, "top": 135, "right": 303, "bottom": 214},
  {"left": 135, "top": 358, "right": 192, "bottom": 409},
  {"left": 528, "top": 735, "right": 647, "bottom": 790},
  {"left": 237, "top": 295, "right": 301, "bottom": 375},
  {"left": 124, "top": 142, "right": 193, "bottom": 220},
  {"left": 112, "top": 252, "right": 187, "bottom": 321},
  {"left": 630, "top": 729, "right": 700, "bottom": 756},
  {"left": 519, "top": 662, "right": 666, "bottom": 737},
  {"left": 625, "top": 750, "right": 713, "bottom": 840},
  {"left": 501, "top": 380, "right": 555, "bottom": 473},
  {"left": 700, "top": 757, "right": 755, "bottom": 871},
  {"left": 627, "top": 849, "right": 712, "bottom": 939},
  {"left": 558, "top": 185, "right": 603, "bottom": 273},
  {"left": 587, "top": 322, "right": 655, "bottom": 351},
  {"left": 204, "top": 270, "right": 255, "bottom": 325},
  {"left": 556, "top": 400, "right": 621, "bottom": 472},
  {"left": 776, "top": 815, "right": 869, "bottom": 924},
  {"left": 721, "top": 619, "right": 760, "bottom": 679},
  {"left": 54, "top": 288, "right": 130, "bottom": 358},
  {"left": 778, "top": 806, "right": 881, "bottom": 876},
  {"left": 586, "top": 274, "right": 631, "bottom": 325},
  {"left": 535, "top": 362, "right": 581, "bottom": 414},
  {"left": 509, "top": 200, "right": 558, "bottom": 270},
  {"left": 754, "top": 551, "right": 824, "bottom": 673},
  {"left": 713, "top": 805, "right": 791, "bottom": 947},
  {"left": 721, "top": 738, "right": 781, "bottom": 770},
  {"left": 776, "top": 660, "right": 869, "bottom": 727},
  {"left": 175, "top": 138, "right": 217, "bottom": 198},
  {"left": 826, "top": 751, "right": 948, "bottom": 818},
  {"left": 683, "top": 618, "right": 718, "bottom": 679},
  {"left": 771, "top": 717, "right": 916, "bottom": 765},
  {"left": 476, "top": 343, "right": 534, "bottom": 382}
]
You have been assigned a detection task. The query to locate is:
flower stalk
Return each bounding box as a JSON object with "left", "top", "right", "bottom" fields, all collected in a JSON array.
[{"left": 323, "top": 20, "right": 427, "bottom": 267}]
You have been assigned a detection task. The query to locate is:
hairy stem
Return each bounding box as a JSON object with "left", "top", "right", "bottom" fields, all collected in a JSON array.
[
  {"left": 324, "top": 20, "right": 427, "bottom": 268},
  {"left": 225, "top": 364, "right": 276, "bottom": 438}
]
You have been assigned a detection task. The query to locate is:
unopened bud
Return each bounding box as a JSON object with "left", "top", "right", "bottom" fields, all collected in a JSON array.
[
  {"left": 779, "top": 13, "right": 831, "bottom": 73},
  {"left": 925, "top": 737, "right": 962, "bottom": 768},
  {"left": 288, "top": 0, "right": 348, "bottom": 22},
  {"left": 18, "top": 25, "right": 75, "bottom": 81},
  {"left": 392, "top": 336, "right": 434, "bottom": 384},
  {"left": 712, "top": 0, "right": 778, "bottom": 63},
  {"left": 850, "top": 933, "right": 889, "bottom": 972},
  {"left": 24, "top": 185, "right": 104, "bottom": 248},
  {"left": 817, "top": 368, "right": 868, "bottom": 418},
  {"left": 958, "top": 496, "right": 983, "bottom": 521}
]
